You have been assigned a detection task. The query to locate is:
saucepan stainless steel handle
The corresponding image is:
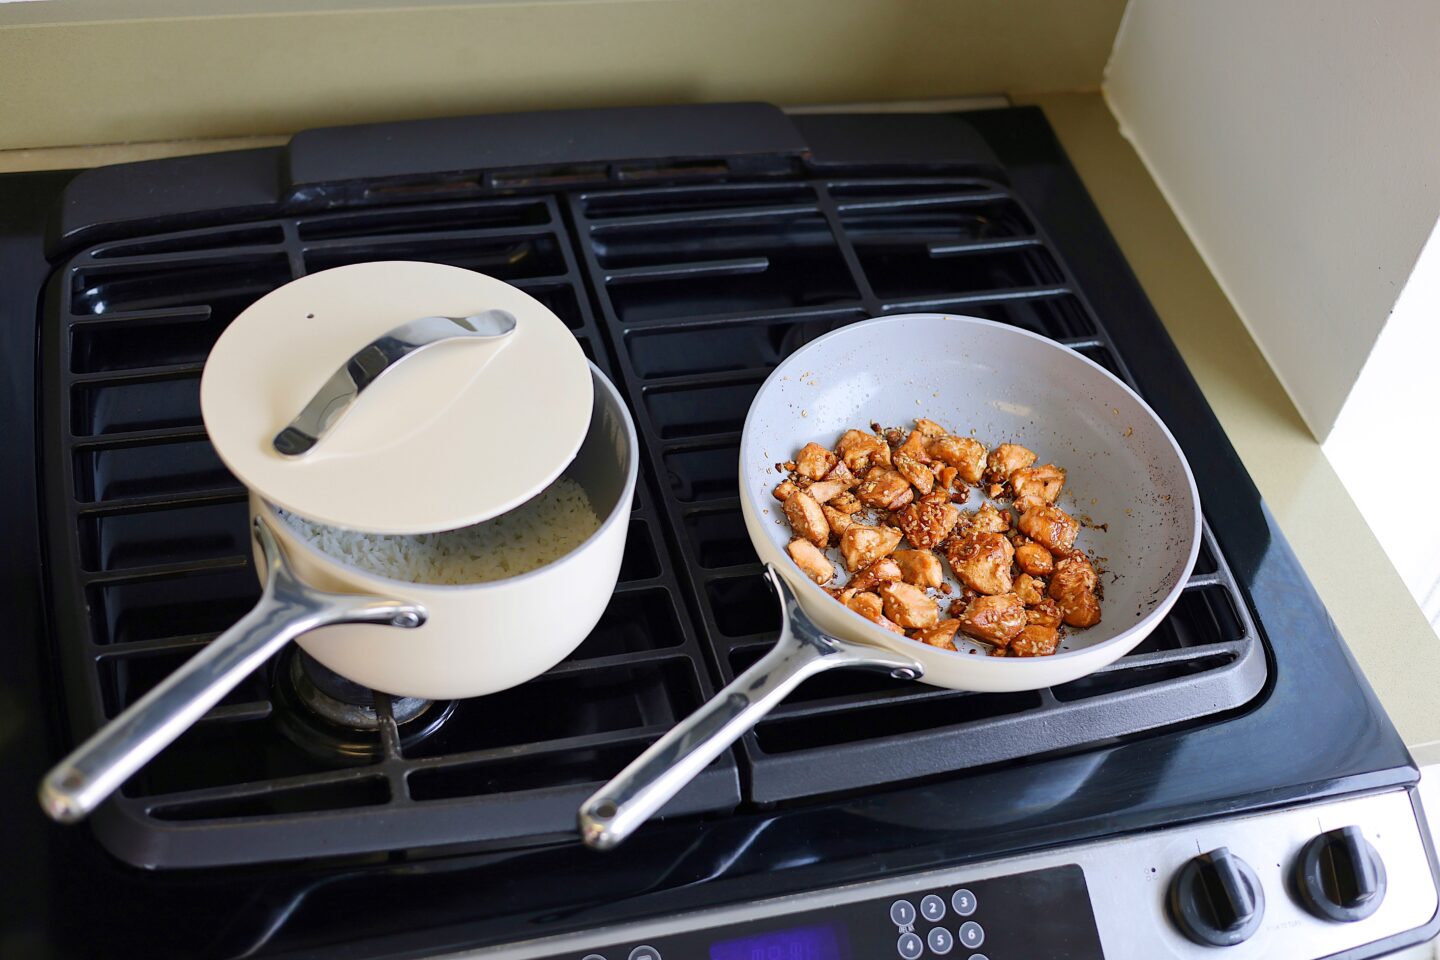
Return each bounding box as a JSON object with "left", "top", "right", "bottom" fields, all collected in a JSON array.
[
  {"left": 578, "top": 566, "right": 923, "bottom": 850},
  {"left": 273, "top": 309, "right": 517, "bottom": 457},
  {"left": 39, "top": 516, "right": 427, "bottom": 823}
]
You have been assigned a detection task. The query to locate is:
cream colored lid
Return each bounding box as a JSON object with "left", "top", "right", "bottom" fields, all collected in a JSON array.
[{"left": 200, "top": 261, "right": 592, "bottom": 534}]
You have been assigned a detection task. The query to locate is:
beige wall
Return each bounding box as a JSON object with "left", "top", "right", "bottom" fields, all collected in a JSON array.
[
  {"left": 1105, "top": 0, "right": 1440, "bottom": 440},
  {"left": 0, "top": 0, "right": 1125, "bottom": 151}
]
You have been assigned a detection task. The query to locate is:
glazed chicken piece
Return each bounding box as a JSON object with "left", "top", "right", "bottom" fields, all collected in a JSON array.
[
  {"left": 894, "top": 492, "right": 961, "bottom": 550},
  {"left": 985, "top": 443, "right": 1037, "bottom": 483},
  {"left": 893, "top": 452, "right": 934, "bottom": 495},
  {"left": 895, "top": 429, "right": 932, "bottom": 464},
  {"left": 957, "top": 593, "right": 1027, "bottom": 646},
  {"left": 845, "top": 591, "right": 904, "bottom": 634},
  {"left": 772, "top": 479, "right": 797, "bottom": 502},
  {"left": 1009, "top": 624, "right": 1060, "bottom": 657},
  {"left": 937, "top": 465, "right": 959, "bottom": 491},
  {"left": 849, "top": 556, "right": 902, "bottom": 593},
  {"left": 856, "top": 468, "right": 914, "bottom": 510},
  {"left": 1013, "top": 573, "right": 1046, "bottom": 607},
  {"left": 1010, "top": 463, "right": 1065, "bottom": 503},
  {"left": 1049, "top": 555, "right": 1102, "bottom": 628},
  {"left": 822, "top": 504, "right": 854, "bottom": 540},
  {"left": 912, "top": 618, "right": 962, "bottom": 651},
  {"left": 1014, "top": 540, "right": 1055, "bottom": 576},
  {"left": 828, "top": 491, "right": 861, "bottom": 515},
  {"left": 1013, "top": 493, "right": 1045, "bottom": 514},
  {"left": 837, "top": 429, "right": 891, "bottom": 472},
  {"left": 914, "top": 418, "right": 948, "bottom": 439},
  {"left": 892, "top": 548, "right": 943, "bottom": 589},
  {"left": 928, "top": 435, "right": 987, "bottom": 485},
  {"left": 806, "top": 478, "right": 849, "bottom": 504},
  {"left": 824, "top": 459, "right": 856, "bottom": 488},
  {"left": 1027, "top": 598, "right": 1063, "bottom": 629},
  {"left": 782, "top": 490, "right": 829, "bottom": 547},
  {"left": 1017, "top": 502, "right": 1080, "bottom": 554},
  {"left": 786, "top": 539, "right": 834, "bottom": 585},
  {"left": 945, "top": 531, "right": 1015, "bottom": 595},
  {"left": 840, "top": 524, "right": 903, "bottom": 572},
  {"left": 879, "top": 581, "right": 940, "bottom": 629},
  {"left": 967, "top": 502, "right": 1011, "bottom": 534},
  {"left": 795, "top": 442, "right": 837, "bottom": 481}
]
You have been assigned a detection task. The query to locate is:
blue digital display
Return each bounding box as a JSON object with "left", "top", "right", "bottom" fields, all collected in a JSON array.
[{"left": 708, "top": 923, "right": 849, "bottom": 960}]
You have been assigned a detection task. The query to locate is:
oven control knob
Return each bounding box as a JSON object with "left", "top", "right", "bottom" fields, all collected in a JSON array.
[
  {"left": 1168, "top": 846, "right": 1265, "bottom": 946},
  {"left": 1295, "top": 825, "right": 1386, "bottom": 922}
]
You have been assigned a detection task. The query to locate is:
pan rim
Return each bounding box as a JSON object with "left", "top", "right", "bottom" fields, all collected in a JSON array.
[{"left": 738, "top": 312, "right": 1202, "bottom": 667}]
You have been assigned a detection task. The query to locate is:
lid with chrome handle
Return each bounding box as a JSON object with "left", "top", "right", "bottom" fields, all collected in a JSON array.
[{"left": 201, "top": 261, "right": 592, "bottom": 534}]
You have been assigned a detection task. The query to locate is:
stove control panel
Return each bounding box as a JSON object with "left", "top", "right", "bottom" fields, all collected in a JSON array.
[
  {"left": 475, "top": 789, "right": 1437, "bottom": 960},
  {"left": 549, "top": 864, "right": 1102, "bottom": 960}
]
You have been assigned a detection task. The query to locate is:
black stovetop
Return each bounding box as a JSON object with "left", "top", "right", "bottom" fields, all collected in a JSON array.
[{"left": 0, "top": 104, "right": 1415, "bottom": 960}]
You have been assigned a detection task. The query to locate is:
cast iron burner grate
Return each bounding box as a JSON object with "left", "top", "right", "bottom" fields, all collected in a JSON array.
[{"left": 41, "top": 173, "right": 1265, "bottom": 869}]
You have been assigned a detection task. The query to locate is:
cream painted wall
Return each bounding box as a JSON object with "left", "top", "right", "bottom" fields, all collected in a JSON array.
[
  {"left": 0, "top": 0, "right": 1125, "bottom": 151},
  {"left": 1105, "top": 0, "right": 1440, "bottom": 440}
]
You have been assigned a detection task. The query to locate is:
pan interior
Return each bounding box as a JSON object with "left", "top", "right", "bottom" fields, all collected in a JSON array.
[{"left": 740, "top": 314, "right": 1198, "bottom": 655}]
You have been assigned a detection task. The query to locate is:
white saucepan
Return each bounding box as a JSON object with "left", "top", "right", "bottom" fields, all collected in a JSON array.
[
  {"left": 579, "top": 313, "right": 1200, "bottom": 848},
  {"left": 40, "top": 264, "right": 638, "bottom": 824}
]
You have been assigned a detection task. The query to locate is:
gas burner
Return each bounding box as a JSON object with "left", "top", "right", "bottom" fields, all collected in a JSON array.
[{"left": 271, "top": 648, "right": 455, "bottom": 763}]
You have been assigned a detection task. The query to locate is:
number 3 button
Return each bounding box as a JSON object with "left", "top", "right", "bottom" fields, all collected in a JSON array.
[{"left": 950, "top": 888, "right": 977, "bottom": 917}]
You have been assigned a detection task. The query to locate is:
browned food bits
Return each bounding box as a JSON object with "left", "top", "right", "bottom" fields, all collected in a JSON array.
[{"left": 775, "top": 418, "right": 1104, "bottom": 657}]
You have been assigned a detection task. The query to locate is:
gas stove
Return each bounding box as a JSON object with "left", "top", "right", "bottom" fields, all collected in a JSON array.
[{"left": 0, "top": 102, "right": 1434, "bottom": 959}]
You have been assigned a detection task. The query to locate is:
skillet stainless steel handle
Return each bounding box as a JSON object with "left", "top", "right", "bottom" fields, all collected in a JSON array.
[
  {"left": 272, "top": 309, "right": 517, "bottom": 457},
  {"left": 38, "top": 516, "right": 427, "bottom": 823},
  {"left": 578, "top": 566, "right": 923, "bottom": 850}
]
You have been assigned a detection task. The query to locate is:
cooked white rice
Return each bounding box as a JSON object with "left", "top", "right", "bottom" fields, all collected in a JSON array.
[{"left": 280, "top": 477, "right": 600, "bottom": 585}]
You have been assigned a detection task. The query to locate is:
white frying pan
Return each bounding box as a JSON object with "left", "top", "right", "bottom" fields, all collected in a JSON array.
[{"left": 578, "top": 313, "right": 1200, "bottom": 848}]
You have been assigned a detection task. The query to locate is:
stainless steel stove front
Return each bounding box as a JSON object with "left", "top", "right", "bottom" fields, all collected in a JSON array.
[{"left": 454, "top": 789, "right": 1437, "bottom": 960}]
